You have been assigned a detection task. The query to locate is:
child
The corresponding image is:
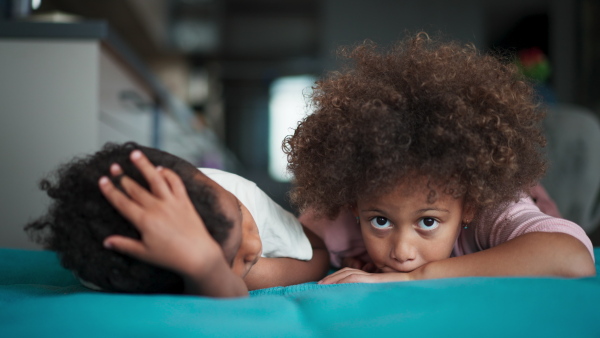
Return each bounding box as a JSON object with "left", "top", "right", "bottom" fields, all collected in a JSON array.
[
  {"left": 283, "top": 33, "right": 595, "bottom": 284},
  {"left": 26, "top": 142, "right": 329, "bottom": 297}
]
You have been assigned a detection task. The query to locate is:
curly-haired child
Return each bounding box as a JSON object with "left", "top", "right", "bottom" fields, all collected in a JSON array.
[
  {"left": 284, "top": 33, "right": 595, "bottom": 284},
  {"left": 26, "top": 142, "right": 328, "bottom": 297}
]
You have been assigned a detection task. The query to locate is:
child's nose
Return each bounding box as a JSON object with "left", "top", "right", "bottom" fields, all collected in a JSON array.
[{"left": 390, "top": 232, "right": 416, "bottom": 263}]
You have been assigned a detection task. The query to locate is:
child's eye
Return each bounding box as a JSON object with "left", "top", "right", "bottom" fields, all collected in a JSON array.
[
  {"left": 417, "top": 217, "right": 439, "bottom": 230},
  {"left": 370, "top": 217, "right": 392, "bottom": 229}
]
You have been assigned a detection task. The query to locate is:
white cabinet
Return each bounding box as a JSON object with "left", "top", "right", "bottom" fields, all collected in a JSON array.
[
  {"left": 98, "top": 47, "right": 156, "bottom": 146},
  {"left": 0, "top": 22, "right": 212, "bottom": 249}
]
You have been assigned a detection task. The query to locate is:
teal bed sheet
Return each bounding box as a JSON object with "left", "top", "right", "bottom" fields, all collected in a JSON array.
[{"left": 1, "top": 247, "right": 599, "bottom": 337}]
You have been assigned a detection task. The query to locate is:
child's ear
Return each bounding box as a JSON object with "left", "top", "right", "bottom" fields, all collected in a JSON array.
[{"left": 463, "top": 203, "right": 476, "bottom": 223}]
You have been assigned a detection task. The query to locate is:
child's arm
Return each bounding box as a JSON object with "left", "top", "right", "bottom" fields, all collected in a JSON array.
[
  {"left": 99, "top": 150, "right": 248, "bottom": 297},
  {"left": 320, "top": 231, "right": 596, "bottom": 284},
  {"left": 242, "top": 226, "right": 330, "bottom": 290}
]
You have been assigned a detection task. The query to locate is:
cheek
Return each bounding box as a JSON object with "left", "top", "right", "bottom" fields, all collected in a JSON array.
[
  {"left": 422, "top": 244, "right": 453, "bottom": 262},
  {"left": 422, "top": 229, "right": 459, "bottom": 261},
  {"left": 361, "top": 230, "right": 388, "bottom": 262}
]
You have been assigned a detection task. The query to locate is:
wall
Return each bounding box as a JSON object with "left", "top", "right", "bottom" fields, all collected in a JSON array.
[
  {"left": 0, "top": 40, "right": 99, "bottom": 249},
  {"left": 321, "top": 0, "right": 484, "bottom": 72}
]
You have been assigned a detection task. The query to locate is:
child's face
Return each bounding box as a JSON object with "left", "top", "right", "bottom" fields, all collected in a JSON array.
[
  {"left": 194, "top": 173, "right": 262, "bottom": 278},
  {"left": 355, "top": 178, "right": 472, "bottom": 273}
]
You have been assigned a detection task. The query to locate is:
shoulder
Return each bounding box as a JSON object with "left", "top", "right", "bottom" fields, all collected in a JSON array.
[
  {"left": 253, "top": 192, "right": 313, "bottom": 260},
  {"left": 474, "top": 197, "right": 541, "bottom": 248},
  {"left": 199, "top": 168, "right": 260, "bottom": 206},
  {"left": 198, "top": 169, "right": 313, "bottom": 260},
  {"left": 474, "top": 197, "right": 594, "bottom": 258},
  {"left": 199, "top": 168, "right": 258, "bottom": 190}
]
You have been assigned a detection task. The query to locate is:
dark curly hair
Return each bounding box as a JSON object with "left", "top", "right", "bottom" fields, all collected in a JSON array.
[
  {"left": 284, "top": 33, "right": 547, "bottom": 219},
  {"left": 25, "top": 142, "right": 233, "bottom": 294}
]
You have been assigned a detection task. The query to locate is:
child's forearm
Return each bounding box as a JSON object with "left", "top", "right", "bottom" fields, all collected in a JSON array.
[
  {"left": 416, "top": 232, "right": 595, "bottom": 280},
  {"left": 243, "top": 251, "right": 330, "bottom": 290},
  {"left": 182, "top": 258, "right": 248, "bottom": 297},
  {"left": 320, "top": 232, "right": 595, "bottom": 285},
  {"left": 243, "top": 233, "right": 330, "bottom": 290}
]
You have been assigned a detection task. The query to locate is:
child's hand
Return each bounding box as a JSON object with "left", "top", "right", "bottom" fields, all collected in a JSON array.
[
  {"left": 98, "top": 150, "right": 229, "bottom": 287},
  {"left": 318, "top": 267, "right": 413, "bottom": 285}
]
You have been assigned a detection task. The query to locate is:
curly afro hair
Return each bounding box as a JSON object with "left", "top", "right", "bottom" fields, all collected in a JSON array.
[
  {"left": 25, "top": 142, "right": 233, "bottom": 294},
  {"left": 284, "top": 33, "right": 547, "bottom": 219}
]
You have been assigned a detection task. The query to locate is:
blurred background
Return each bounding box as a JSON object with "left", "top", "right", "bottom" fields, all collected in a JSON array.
[{"left": 1, "top": 0, "right": 600, "bottom": 248}]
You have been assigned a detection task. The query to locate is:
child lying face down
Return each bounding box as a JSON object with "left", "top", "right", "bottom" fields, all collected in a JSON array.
[
  {"left": 284, "top": 34, "right": 595, "bottom": 284},
  {"left": 26, "top": 142, "right": 329, "bottom": 297}
]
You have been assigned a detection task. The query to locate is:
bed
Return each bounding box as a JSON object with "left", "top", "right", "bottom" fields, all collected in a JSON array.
[{"left": 1, "top": 247, "right": 599, "bottom": 337}]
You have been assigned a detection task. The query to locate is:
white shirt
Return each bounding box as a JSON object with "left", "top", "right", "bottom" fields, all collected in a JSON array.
[{"left": 200, "top": 168, "right": 313, "bottom": 261}]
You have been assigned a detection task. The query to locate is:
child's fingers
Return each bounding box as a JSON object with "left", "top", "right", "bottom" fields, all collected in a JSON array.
[
  {"left": 159, "top": 168, "right": 188, "bottom": 198},
  {"left": 119, "top": 175, "right": 161, "bottom": 208},
  {"left": 110, "top": 163, "right": 123, "bottom": 176},
  {"left": 333, "top": 274, "right": 373, "bottom": 284},
  {"left": 99, "top": 176, "right": 145, "bottom": 226},
  {"left": 103, "top": 235, "right": 147, "bottom": 261},
  {"left": 129, "top": 150, "right": 170, "bottom": 198},
  {"left": 319, "top": 273, "right": 348, "bottom": 285},
  {"left": 318, "top": 267, "right": 364, "bottom": 284}
]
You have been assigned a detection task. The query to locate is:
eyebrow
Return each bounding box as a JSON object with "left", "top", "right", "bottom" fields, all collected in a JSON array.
[
  {"left": 237, "top": 198, "right": 243, "bottom": 219},
  {"left": 360, "top": 208, "right": 387, "bottom": 214},
  {"left": 229, "top": 199, "right": 244, "bottom": 267},
  {"left": 416, "top": 208, "right": 450, "bottom": 214}
]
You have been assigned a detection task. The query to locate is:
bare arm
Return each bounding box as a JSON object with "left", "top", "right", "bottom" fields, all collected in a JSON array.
[
  {"left": 243, "top": 226, "right": 330, "bottom": 290},
  {"left": 100, "top": 150, "right": 248, "bottom": 297},
  {"left": 417, "top": 232, "right": 595, "bottom": 279},
  {"left": 321, "top": 232, "right": 595, "bottom": 284}
]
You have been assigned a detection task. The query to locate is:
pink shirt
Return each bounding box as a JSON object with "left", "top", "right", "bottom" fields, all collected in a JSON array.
[
  {"left": 300, "top": 194, "right": 595, "bottom": 268},
  {"left": 453, "top": 196, "right": 594, "bottom": 259}
]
